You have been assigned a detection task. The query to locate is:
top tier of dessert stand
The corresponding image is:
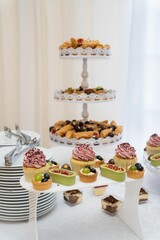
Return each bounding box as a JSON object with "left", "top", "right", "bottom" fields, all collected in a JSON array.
[
  {"left": 50, "top": 45, "right": 122, "bottom": 147},
  {"left": 0, "top": 129, "right": 57, "bottom": 221}
]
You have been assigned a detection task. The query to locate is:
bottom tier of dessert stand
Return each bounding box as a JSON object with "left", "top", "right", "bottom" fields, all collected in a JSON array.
[{"left": 20, "top": 146, "right": 144, "bottom": 240}]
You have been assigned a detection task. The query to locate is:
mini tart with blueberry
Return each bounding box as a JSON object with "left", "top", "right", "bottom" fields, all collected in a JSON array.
[
  {"left": 32, "top": 173, "right": 52, "bottom": 191},
  {"left": 127, "top": 163, "right": 144, "bottom": 179},
  {"left": 46, "top": 159, "right": 60, "bottom": 169},
  {"left": 79, "top": 166, "right": 98, "bottom": 183},
  {"left": 95, "top": 155, "right": 104, "bottom": 168}
]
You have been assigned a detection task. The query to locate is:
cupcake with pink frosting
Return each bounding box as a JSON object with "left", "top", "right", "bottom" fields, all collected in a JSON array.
[
  {"left": 146, "top": 133, "right": 160, "bottom": 156},
  {"left": 113, "top": 143, "right": 138, "bottom": 170},
  {"left": 70, "top": 144, "right": 96, "bottom": 175},
  {"left": 23, "top": 148, "right": 49, "bottom": 182}
]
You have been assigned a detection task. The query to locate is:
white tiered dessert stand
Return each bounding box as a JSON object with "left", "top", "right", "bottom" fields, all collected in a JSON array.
[{"left": 20, "top": 47, "right": 144, "bottom": 239}]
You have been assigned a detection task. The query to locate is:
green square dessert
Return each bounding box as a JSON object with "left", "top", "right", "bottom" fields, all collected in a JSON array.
[
  {"left": 150, "top": 153, "right": 160, "bottom": 166},
  {"left": 49, "top": 168, "right": 76, "bottom": 186},
  {"left": 100, "top": 163, "right": 126, "bottom": 182}
]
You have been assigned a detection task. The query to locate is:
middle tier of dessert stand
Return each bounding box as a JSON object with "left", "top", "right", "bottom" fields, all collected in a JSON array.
[
  {"left": 20, "top": 146, "right": 144, "bottom": 240},
  {"left": 0, "top": 130, "right": 57, "bottom": 221}
]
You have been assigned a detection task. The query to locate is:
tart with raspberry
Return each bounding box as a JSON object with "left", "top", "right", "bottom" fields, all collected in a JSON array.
[
  {"left": 32, "top": 173, "right": 52, "bottom": 191},
  {"left": 79, "top": 166, "right": 98, "bottom": 183},
  {"left": 100, "top": 163, "right": 126, "bottom": 182},
  {"left": 127, "top": 163, "right": 144, "bottom": 179},
  {"left": 49, "top": 168, "right": 76, "bottom": 186}
]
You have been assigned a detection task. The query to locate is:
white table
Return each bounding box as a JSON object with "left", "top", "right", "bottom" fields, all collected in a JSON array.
[{"left": 20, "top": 146, "right": 144, "bottom": 240}]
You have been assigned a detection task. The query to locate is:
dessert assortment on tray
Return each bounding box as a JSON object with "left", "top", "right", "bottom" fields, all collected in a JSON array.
[
  {"left": 21, "top": 143, "right": 146, "bottom": 191},
  {"left": 59, "top": 37, "right": 110, "bottom": 57},
  {"left": 54, "top": 86, "right": 116, "bottom": 102},
  {"left": 49, "top": 119, "right": 123, "bottom": 146}
]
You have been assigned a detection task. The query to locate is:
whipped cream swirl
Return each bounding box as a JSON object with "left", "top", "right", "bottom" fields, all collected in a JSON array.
[
  {"left": 115, "top": 143, "right": 136, "bottom": 159},
  {"left": 23, "top": 148, "right": 46, "bottom": 168},
  {"left": 147, "top": 133, "right": 160, "bottom": 147},
  {"left": 72, "top": 144, "right": 95, "bottom": 161}
]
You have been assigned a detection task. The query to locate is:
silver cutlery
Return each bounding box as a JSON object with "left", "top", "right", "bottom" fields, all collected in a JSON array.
[
  {"left": 15, "top": 124, "right": 31, "bottom": 145},
  {"left": 4, "top": 137, "right": 39, "bottom": 166},
  {"left": 4, "top": 138, "right": 23, "bottom": 166},
  {"left": 4, "top": 125, "right": 31, "bottom": 145},
  {"left": 4, "top": 126, "right": 22, "bottom": 139}
]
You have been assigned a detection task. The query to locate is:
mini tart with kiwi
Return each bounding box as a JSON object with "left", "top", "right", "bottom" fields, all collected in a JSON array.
[
  {"left": 46, "top": 159, "right": 60, "bottom": 169},
  {"left": 95, "top": 155, "right": 104, "bottom": 168},
  {"left": 79, "top": 166, "right": 98, "bottom": 183},
  {"left": 127, "top": 163, "right": 144, "bottom": 179},
  {"left": 32, "top": 173, "right": 52, "bottom": 191}
]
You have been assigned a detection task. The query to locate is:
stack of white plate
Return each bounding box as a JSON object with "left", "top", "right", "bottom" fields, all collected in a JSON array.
[{"left": 0, "top": 131, "right": 57, "bottom": 221}]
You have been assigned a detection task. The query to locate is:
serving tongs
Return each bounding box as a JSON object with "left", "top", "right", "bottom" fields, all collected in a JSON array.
[
  {"left": 15, "top": 124, "right": 31, "bottom": 145},
  {"left": 4, "top": 125, "right": 31, "bottom": 145},
  {"left": 4, "top": 137, "right": 39, "bottom": 167},
  {"left": 4, "top": 137, "right": 23, "bottom": 166}
]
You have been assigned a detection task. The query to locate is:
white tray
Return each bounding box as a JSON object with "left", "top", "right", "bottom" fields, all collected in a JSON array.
[
  {"left": 20, "top": 169, "right": 134, "bottom": 194},
  {"left": 54, "top": 90, "right": 116, "bottom": 102},
  {"left": 50, "top": 133, "right": 122, "bottom": 147}
]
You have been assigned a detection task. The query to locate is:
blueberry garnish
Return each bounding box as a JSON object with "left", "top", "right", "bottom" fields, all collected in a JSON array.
[
  {"left": 96, "top": 155, "right": 103, "bottom": 161},
  {"left": 42, "top": 178, "right": 48, "bottom": 182},
  {"left": 51, "top": 160, "right": 57, "bottom": 165},
  {"left": 44, "top": 173, "right": 50, "bottom": 179},
  {"left": 135, "top": 163, "right": 144, "bottom": 171},
  {"left": 90, "top": 168, "right": 97, "bottom": 173}
]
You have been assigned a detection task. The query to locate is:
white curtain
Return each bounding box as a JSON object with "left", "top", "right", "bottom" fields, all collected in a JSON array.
[
  {"left": 0, "top": 0, "right": 133, "bottom": 147},
  {"left": 2, "top": 0, "right": 159, "bottom": 152},
  {"left": 0, "top": 0, "right": 64, "bottom": 147},
  {"left": 124, "top": 0, "right": 160, "bottom": 156}
]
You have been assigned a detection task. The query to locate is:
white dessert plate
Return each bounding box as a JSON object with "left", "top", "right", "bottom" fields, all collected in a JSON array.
[
  {"left": 0, "top": 205, "right": 56, "bottom": 221},
  {"left": 0, "top": 130, "right": 40, "bottom": 146},
  {"left": 0, "top": 203, "right": 56, "bottom": 217},
  {"left": 0, "top": 198, "right": 56, "bottom": 212},
  {"left": 0, "top": 146, "right": 53, "bottom": 167}
]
